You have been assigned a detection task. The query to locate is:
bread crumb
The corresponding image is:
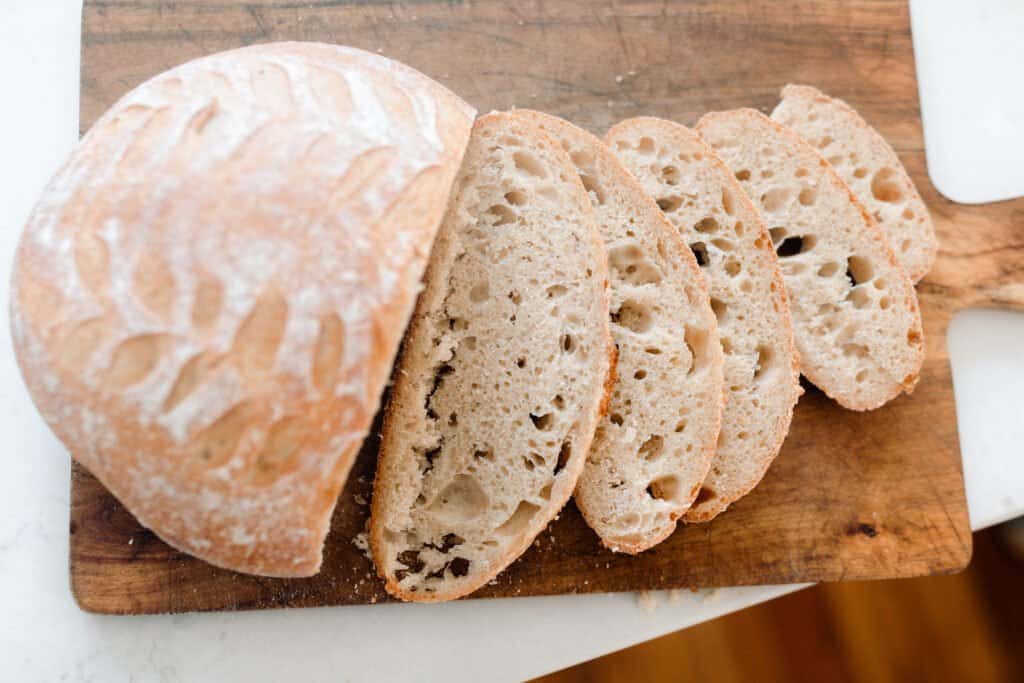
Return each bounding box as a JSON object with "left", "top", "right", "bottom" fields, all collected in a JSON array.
[
  {"left": 637, "top": 591, "right": 659, "bottom": 613},
  {"left": 128, "top": 537, "right": 134, "bottom": 545},
  {"left": 354, "top": 494, "right": 367, "bottom": 506},
  {"left": 352, "top": 532, "right": 372, "bottom": 560},
  {"left": 701, "top": 588, "right": 722, "bottom": 604},
  {"left": 615, "top": 75, "right": 624, "bottom": 83}
]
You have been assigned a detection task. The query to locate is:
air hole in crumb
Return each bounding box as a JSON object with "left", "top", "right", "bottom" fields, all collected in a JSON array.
[
  {"left": 818, "top": 262, "right": 840, "bottom": 277},
  {"left": 853, "top": 167, "right": 869, "bottom": 179},
  {"left": 818, "top": 135, "right": 833, "bottom": 148},
  {"left": 902, "top": 207, "right": 915, "bottom": 220},
  {"left": 776, "top": 235, "right": 807, "bottom": 257},
  {"left": 855, "top": 369, "right": 869, "bottom": 383},
  {"left": 753, "top": 345, "right": 773, "bottom": 380},
  {"left": 611, "top": 300, "right": 654, "bottom": 333},
  {"left": 710, "top": 297, "right": 727, "bottom": 322},
  {"left": 724, "top": 260, "right": 741, "bottom": 277},
  {"left": 634, "top": 369, "right": 647, "bottom": 380},
  {"left": 448, "top": 557, "right": 471, "bottom": 577},
  {"left": 769, "top": 226, "right": 787, "bottom": 245},
  {"left": 846, "top": 255, "right": 874, "bottom": 286},
  {"left": 644, "top": 346, "right": 662, "bottom": 355},
  {"left": 552, "top": 394, "right": 566, "bottom": 410},
  {"left": 795, "top": 167, "right": 809, "bottom": 178},
  {"left": 474, "top": 448, "right": 495, "bottom": 461},
  {"left": 516, "top": 357, "right": 526, "bottom": 368},
  {"left": 546, "top": 284, "right": 568, "bottom": 299},
  {"left": 505, "top": 190, "right": 527, "bottom": 205},
  {"left": 798, "top": 187, "right": 817, "bottom": 206},
  {"left": 397, "top": 550, "right": 425, "bottom": 574},
  {"left": 735, "top": 169, "right": 751, "bottom": 181},
  {"left": 879, "top": 296, "right": 892, "bottom": 310},
  {"left": 647, "top": 475, "right": 681, "bottom": 501},
  {"left": 661, "top": 165, "right": 680, "bottom": 185},
  {"left": 469, "top": 282, "right": 489, "bottom": 303},
  {"left": 760, "top": 187, "right": 791, "bottom": 213},
  {"left": 555, "top": 441, "right": 571, "bottom": 474},
  {"left": 684, "top": 325, "right": 710, "bottom": 376},
  {"left": 581, "top": 173, "right": 606, "bottom": 204},
  {"left": 847, "top": 287, "right": 871, "bottom": 309},
  {"left": 639, "top": 435, "right": 664, "bottom": 461},
  {"left": 871, "top": 167, "right": 903, "bottom": 202},
  {"left": 530, "top": 413, "right": 554, "bottom": 430},
  {"left": 561, "top": 334, "right": 576, "bottom": 352},
  {"left": 722, "top": 188, "right": 736, "bottom": 215},
  {"left": 609, "top": 413, "right": 624, "bottom": 426},
  {"left": 513, "top": 151, "right": 547, "bottom": 178},
  {"left": 690, "top": 241, "right": 708, "bottom": 266},
  {"left": 674, "top": 419, "right": 687, "bottom": 433},
  {"left": 637, "top": 136, "right": 655, "bottom": 154},
  {"left": 657, "top": 196, "right": 682, "bottom": 213},
  {"left": 486, "top": 204, "right": 516, "bottom": 226},
  {"left": 695, "top": 217, "right": 719, "bottom": 234},
  {"left": 711, "top": 238, "right": 734, "bottom": 252}
]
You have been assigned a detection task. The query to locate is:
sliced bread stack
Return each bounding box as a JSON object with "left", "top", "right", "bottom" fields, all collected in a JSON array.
[
  {"left": 518, "top": 110, "right": 724, "bottom": 553},
  {"left": 606, "top": 117, "right": 801, "bottom": 522},
  {"left": 696, "top": 109, "right": 924, "bottom": 411},
  {"left": 369, "top": 112, "right": 614, "bottom": 601}
]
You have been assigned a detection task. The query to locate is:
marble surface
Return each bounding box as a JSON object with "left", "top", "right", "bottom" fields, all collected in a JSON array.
[{"left": 1, "top": 2, "right": 1021, "bottom": 680}]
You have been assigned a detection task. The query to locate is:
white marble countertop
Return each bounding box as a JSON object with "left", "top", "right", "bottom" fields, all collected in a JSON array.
[{"left": 1, "top": 2, "right": 1021, "bottom": 681}]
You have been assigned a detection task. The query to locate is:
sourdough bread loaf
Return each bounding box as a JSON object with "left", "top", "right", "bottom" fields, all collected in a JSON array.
[
  {"left": 772, "top": 84, "right": 936, "bottom": 282},
  {"left": 696, "top": 109, "right": 924, "bottom": 411},
  {"left": 369, "top": 112, "right": 614, "bottom": 601},
  {"left": 606, "top": 117, "right": 800, "bottom": 522},
  {"left": 10, "top": 42, "right": 475, "bottom": 577},
  {"left": 519, "top": 111, "right": 723, "bottom": 552}
]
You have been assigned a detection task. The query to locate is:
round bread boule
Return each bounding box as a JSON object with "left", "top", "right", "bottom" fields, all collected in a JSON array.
[{"left": 10, "top": 42, "right": 475, "bottom": 577}]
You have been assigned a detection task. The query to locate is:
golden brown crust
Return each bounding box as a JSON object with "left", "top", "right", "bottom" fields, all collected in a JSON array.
[{"left": 10, "top": 42, "right": 475, "bottom": 577}]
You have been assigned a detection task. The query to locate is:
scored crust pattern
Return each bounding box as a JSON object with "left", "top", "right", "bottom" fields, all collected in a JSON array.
[{"left": 11, "top": 43, "right": 475, "bottom": 576}]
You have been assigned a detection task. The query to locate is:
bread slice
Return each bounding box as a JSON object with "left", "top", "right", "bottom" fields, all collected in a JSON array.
[
  {"left": 606, "top": 117, "right": 801, "bottom": 522},
  {"left": 771, "top": 84, "right": 936, "bottom": 282},
  {"left": 9, "top": 43, "right": 476, "bottom": 577},
  {"left": 696, "top": 110, "right": 924, "bottom": 410},
  {"left": 519, "top": 111, "right": 723, "bottom": 552},
  {"left": 369, "top": 112, "right": 614, "bottom": 601}
]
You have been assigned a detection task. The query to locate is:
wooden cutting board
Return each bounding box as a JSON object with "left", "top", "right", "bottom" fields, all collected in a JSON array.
[{"left": 70, "top": 0, "right": 1018, "bottom": 615}]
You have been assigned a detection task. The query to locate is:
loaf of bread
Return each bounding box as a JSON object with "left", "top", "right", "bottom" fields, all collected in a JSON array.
[
  {"left": 607, "top": 117, "right": 801, "bottom": 522},
  {"left": 772, "top": 85, "right": 936, "bottom": 282},
  {"left": 696, "top": 109, "right": 924, "bottom": 411},
  {"left": 369, "top": 112, "right": 614, "bottom": 600},
  {"left": 10, "top": 43, "right": 475, "bottom": 577},
  {"left": 517, "top": 111, "right": 723, "bottom": 552}
]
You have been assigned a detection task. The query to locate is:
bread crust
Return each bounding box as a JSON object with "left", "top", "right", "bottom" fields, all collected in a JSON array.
[
  {"left": 369, "top": 111, "right": 614, "bottom": 601},
  {"left": 10, "top": 42, "right": 475, "bottom": 577},
  {"left": 772, "top": 84, "right": 937, "bottom": 282},
  {"left": 696, "top": 108, "right": 924, "bottom": 411}
]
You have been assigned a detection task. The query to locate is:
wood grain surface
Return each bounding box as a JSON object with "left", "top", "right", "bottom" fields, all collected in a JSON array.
[{"left": 69, "top": 0, "right": 1019, "bottom": 614}]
